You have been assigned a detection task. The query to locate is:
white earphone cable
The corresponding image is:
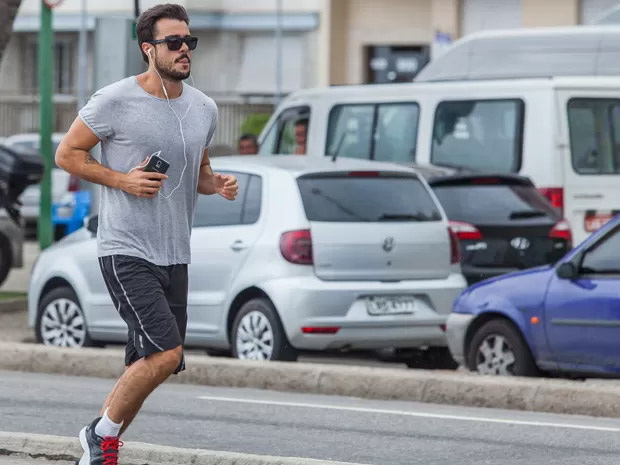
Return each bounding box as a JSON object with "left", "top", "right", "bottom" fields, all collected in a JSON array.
[{"left": 148, "top": 49, "right": 191, "bottom": 199}]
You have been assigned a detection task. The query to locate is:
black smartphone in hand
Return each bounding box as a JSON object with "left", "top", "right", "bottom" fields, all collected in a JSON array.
[{"left": 143, "top": 152, "right": 170, "bottom": 174}]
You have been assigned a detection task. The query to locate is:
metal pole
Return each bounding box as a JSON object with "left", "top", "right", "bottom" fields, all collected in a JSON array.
[
  {"left": 275, "top": 0, "right": 282, "bottom": 107},
  {"left": 38, "top": 0, "right": 54, "bottom": 250},
  {"left": 77, "top": 0, "right": 88, "bottom": 109}
]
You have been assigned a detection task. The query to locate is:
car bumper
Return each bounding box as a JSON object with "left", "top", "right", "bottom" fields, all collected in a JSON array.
[
  {"left": 261, "top": 273, "right": 467, "bottom": 351},
  {"left": 446, "top": 313, "right": 475, "bottom": 366}
]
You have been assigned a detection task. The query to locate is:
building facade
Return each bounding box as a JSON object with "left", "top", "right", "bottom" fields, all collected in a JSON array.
[{"left": 1, "top": 0, "right": 619, "bottom": 141}]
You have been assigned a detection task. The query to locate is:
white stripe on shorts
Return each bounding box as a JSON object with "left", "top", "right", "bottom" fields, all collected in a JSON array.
[{"left": 111, "top": 255, "right": 164, "bottom": 351}]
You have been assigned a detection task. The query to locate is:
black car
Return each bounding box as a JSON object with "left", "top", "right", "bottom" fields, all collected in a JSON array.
[{"left": 416, "top": 165, "right": 572, "bottom": 285}]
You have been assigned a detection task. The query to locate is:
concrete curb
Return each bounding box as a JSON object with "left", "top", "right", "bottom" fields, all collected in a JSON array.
[
  {"left": 0, "top": 298, "right": 27, "bottom": 314},
  {"left": 0, "top": 432, "right": 366, "bottom": 465},
  {"left": 2, "top": 342, "right": 620, "bottom": 418}
]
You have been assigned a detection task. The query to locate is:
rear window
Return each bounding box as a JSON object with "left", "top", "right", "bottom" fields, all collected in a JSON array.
[
  {"left": 297, "top": 174, "right": 442, "bottom": 222},
  {"left": 432, "top": 183, "right": 559, "bottom": 224},
  {"left": 431, "top": 99, "right": 524, "bottom": 173}
]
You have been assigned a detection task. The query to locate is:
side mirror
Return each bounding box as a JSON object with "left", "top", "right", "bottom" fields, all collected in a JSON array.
[
  {"left": 556, "top": 261, "right": 578, "bottom": 280},
  {"left": 86, "top": 215, "right": 98, "bottom": 234}
]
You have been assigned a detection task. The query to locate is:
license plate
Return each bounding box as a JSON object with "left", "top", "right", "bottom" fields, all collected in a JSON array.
[{"left": 365, "top": 296, "right": 416, "bottom": 316}]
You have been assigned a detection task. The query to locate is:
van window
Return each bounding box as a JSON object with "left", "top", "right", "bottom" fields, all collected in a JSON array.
[
  {"left": 568, "top": 99, "right": 620, "bottom": 175},
  {"left": 297, "top": 173, "right": 441, "bottom": 222},
  {"left": 326, "top": 103, "right": 419, "bottom": 162},
  {"left": 431, "top": 99, "right": 524, "bottom": 173},
  {"left": 258, "top": 106, "right": 310, "bottom": 155}
]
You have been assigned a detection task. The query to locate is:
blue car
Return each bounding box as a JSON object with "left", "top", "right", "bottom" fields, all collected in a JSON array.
[{"left": 447, "top": 215, "right": 620, "bottom": 377}]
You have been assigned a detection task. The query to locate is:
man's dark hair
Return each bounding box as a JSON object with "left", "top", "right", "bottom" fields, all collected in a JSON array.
[
  {"left": 238, "top": 134, "right": 258, "bottom": 146},
  {"left": 295, "top": 118, "right": 309, "bottom": 128},
  {"left": 136, "top": 3, "right": 190, "bottom": 63}
]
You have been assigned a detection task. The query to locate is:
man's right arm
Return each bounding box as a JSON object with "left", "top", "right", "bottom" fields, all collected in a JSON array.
[{"left": 56, "top": 117, "right": 167, "bottom": 198}]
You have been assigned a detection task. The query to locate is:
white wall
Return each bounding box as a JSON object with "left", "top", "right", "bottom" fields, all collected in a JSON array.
[
  {"left": 461, "top": 0, "right": 522, "bottom": 36},
  {"left": 0, "top": 36, "right": 21, "bottom": 94},
  {"left": 580, "top": 0, "right": 620, "bottom": 24}
]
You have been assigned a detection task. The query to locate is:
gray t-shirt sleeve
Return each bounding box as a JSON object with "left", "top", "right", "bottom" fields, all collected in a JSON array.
[{"left": 78, "top": 89, "right": 116, "bottom": 140}]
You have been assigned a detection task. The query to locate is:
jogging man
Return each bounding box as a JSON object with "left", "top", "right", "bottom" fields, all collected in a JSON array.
[{"left": 55, "top": 4, "right": 238, "bottom": 464}]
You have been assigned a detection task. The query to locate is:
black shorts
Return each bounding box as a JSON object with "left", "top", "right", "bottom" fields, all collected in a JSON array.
[{"left": 98, "top": 255, "right": 188, "bottom": 374}]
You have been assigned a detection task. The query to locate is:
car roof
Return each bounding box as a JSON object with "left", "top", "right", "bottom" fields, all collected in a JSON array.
[
  {"left": 210, "top": 155, "right": 421, "bottom": 177},
  {"left": 5, "top": 132, "right": 65, "bottom": 144}
]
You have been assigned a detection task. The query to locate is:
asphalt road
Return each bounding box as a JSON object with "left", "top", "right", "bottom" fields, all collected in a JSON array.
[{"left": 3, "top": 371, "right": 620, "bottom": 465}]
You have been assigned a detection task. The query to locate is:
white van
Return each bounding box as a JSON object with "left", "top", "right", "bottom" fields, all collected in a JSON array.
[{"left": 257, "top": 26, "right": 620, "bottom": 245}]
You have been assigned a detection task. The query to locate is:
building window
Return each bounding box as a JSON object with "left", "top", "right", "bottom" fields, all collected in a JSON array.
[
  {"left": 365, "top": 46, "right": 429, "bottom": 84},
  {"left": 25, "top": 38, "right": 75, "bottom": 95}
]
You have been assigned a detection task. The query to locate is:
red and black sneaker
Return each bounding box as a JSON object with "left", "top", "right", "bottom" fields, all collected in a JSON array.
[{"left": 76, "top": 418, "right": 123, "bottom": 465}]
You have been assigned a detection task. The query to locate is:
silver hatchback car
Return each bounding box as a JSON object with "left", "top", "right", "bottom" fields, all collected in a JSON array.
[{"left": 28, "top": 156, "right": 466, "bottom": 363}]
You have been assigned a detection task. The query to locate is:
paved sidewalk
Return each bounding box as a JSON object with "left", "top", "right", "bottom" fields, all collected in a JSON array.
[{"left": 0, "top": 456, "right": 72, "bottom": 465}]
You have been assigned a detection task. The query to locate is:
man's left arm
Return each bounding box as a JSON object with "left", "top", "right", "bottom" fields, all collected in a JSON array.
[{"left": 197, "top": 148, "right": 239, "bottom": 200}]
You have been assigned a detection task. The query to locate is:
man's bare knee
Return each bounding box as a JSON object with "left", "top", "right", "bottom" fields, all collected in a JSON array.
[{"left": 159, "top": 346, "right": 183, "bottom": 374}]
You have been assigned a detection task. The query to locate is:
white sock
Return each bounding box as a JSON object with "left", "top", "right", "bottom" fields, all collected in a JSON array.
[{"left": 94, "top": 408, "right": 123, "bottom": 438}]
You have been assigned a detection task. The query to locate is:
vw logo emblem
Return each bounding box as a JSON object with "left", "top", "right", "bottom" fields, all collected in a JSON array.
[
  {"left": 510, "top": 237, "right": 531, "bottom": 250},
  {"left": 382, "top": 237, "right": 395, "bottom": 252}
]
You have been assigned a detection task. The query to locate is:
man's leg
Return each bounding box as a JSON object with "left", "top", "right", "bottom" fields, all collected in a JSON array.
[
  {"left": 78, "top": 256, "right": 184, "bottom": 464},
  {"left": 105, "top": 345, "right": 182, "bottom": 432}
]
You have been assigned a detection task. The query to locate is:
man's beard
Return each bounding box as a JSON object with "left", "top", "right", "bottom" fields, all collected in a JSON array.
[{"left": 154, "top": 56, "right": 191, "bottom": 81}]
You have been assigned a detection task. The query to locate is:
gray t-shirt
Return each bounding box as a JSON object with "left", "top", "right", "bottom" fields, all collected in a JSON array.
[{"left": 79, "top": 76, "right": 218, "bottom": 265}]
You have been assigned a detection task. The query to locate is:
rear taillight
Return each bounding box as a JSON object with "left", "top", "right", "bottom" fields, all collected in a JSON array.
[
  {"left": 550, "top": 220, "right": 572, "bottom": 247},
  {"left": 449, "top": 221, "right": 483, "bottom": 240},
  {"left": 539, "top": 187, "right": 564, "bottom": 214},
  {"left": 448, "top": 227, "right": 461, "bottom": 264},
  {"left": 68, "top": 174, "right": 80, "bottom": 192},
  {"left": 280, "top": 229, "right": 313, "bottom": 265},
  {"left": 302, "top": 326, "right": 340, "bottom": 334}
]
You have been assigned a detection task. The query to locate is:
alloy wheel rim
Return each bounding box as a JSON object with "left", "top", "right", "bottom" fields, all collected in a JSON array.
[
  {"left": 236, "top": 311, "right": 274, "bottom": 360},
  {"left": 476, "top": 334, "right": 516, "bottom": 375},
  {"left": 40, "top": 298, "right": 86, "bottom": 347}
]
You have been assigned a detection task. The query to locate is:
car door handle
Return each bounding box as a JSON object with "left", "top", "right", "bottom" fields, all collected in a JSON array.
[{"left": 230, "top": 240, "right": 247, "bottom": 252}]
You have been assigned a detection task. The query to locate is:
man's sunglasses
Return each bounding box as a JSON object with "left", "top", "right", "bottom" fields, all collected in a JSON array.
[{"left": 147, "top": 36, "right": 198, "bottom": 51}]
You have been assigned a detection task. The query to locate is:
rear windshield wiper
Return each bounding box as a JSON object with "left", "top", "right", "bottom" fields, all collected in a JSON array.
[
  {"left": 509, "top": 210, "right": 548, "bottom": 219},
  {"left": 378, "top": 213, "right": 425, "bottom": 221}
]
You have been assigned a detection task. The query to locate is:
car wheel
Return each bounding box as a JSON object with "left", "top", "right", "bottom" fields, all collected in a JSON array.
[
  {"left": 405, "top": 347, "right": 458, "bottom": 370},
  {"left": 36, "top": 287, "right": 96, "bottom": 348},
  {"left": 231, "top": 297, "right": 297, "bottom": 362},
  {"left": 467, "top": 319, "right": 538, "bottom": 376},
  {"left": 0, "top": 234, "right": 13, "bottom": 287}
]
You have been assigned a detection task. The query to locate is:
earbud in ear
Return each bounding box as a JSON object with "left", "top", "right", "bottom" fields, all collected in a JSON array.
[{"left": 147, "top": 49, "right": 152, "bottom": 58}]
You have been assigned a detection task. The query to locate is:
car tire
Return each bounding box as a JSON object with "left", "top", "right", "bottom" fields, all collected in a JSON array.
[
  {"left": 0, "top": 234, "right": 13, "bottom": 287},
  {"left": 231, "top": 297, "right": 297, "bottom": 362},
  {"left": 467, "top": 319, "right": 538, "bottom": 377},
  {"left": 405, "top": 347, "right": 458, "bottom": 370},
  {"left": 36, "top": 286, "right": 97, "bottom": 348}
]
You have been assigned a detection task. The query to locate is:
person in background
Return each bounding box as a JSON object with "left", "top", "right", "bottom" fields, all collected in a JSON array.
[
  {"left": 237, "top": 134, "right": 259, "bottom": 155},
  {"left": 294, "top": 118, "right": 308, "bottom": 155}
]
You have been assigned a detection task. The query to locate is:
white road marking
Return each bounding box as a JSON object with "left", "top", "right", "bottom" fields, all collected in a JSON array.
[{"left": 197, "top": 395, "right": 620, "bottom": 433}]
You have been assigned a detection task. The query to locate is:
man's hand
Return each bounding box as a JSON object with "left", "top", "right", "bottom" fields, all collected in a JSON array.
[
  {"left": 214, "top": 173, "right": 238, "bottom": 200},
  {"left": 119, "top": 157, "right": 169, "bottom": 198}
]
